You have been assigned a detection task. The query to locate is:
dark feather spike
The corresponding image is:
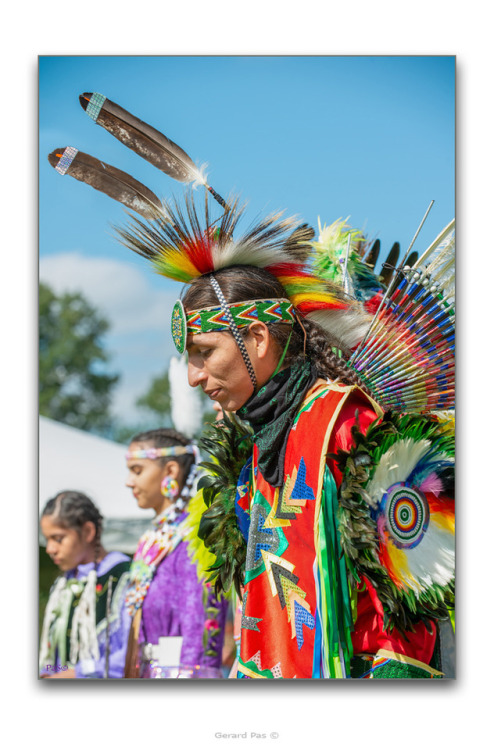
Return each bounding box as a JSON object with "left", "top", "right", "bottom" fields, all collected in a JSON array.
[
  {"left": 380, "top": 242, "right": 400, "bottom": 286},
  {"left": 48, "top": 147, "right": 161, "bottom": 220},
  {"left": 364, "top": 239, "right": 380, "bottom": 270},
  {"left": 80, "top": 92, "right": 228, "bottom": 209}
]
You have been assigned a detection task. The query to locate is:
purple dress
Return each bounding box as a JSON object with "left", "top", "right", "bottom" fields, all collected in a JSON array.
[
  {"left": 138, "top": 512, "right": 228, "bottom": 670},
  {"left": 39, "top": 551, "right": 132, "bottom": 679}
]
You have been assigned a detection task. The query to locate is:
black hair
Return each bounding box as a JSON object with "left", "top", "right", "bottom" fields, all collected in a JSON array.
[
  {"left": 128, "top": 427, "right": 195, "bottom": 484},
  {"left": 41, "top": 490, "right": 104, "bottom": 562},
  {"left": 183, "top": 265, "right": 370, "bottom": 392}
]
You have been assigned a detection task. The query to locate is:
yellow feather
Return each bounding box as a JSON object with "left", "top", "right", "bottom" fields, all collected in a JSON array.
[{"left": 185, "top": 489, "right": 219, "bottom": 582}]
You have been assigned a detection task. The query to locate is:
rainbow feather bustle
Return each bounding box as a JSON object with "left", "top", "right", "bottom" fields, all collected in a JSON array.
[
  {"left": 347, "top": 221, "right": 455, "bottom": 414},
  {"left": 333, "top": 412, "right": 455, "bottom": 632}
]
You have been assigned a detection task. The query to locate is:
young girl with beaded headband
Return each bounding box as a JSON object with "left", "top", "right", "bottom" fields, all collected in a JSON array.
[
  {"left": 39, "top": 491, "right": 132, "bottom": 678},
  {"left": 123, "top": 428, "right": 228, "bottom": 678}
]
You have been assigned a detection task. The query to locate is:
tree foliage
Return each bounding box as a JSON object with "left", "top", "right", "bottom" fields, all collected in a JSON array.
[
  {"left": 136, "top": 371, "right": 171, "bottom": 420},
  {"left": 39, "top": 282, "right": 119, "bottom": 432},
  {"left": 135, "top": 368, "right": 216, "bottom": 437}
]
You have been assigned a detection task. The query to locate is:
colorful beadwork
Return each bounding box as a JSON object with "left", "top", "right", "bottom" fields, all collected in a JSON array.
[
  {"left": 383, "top": 483, "right": 429, "bottom": 549},
  {"left": 55, "top": 146, "right": 78, "bottom": 175},
  {"left": 160, "top": 476, "right": 180, "bottom": 500},
  {"left": 186, "top": 298, "right": 296, "bottom": 335},
  {"left": 125, "top": 507, "right": 189, "bottom": 616},
  {"left": 125, "top": 444, "right": 198, "bottom": 461},
  {"left": 171, "top": 300, "right": 187, "bottom": 354},
  {"left": 86, "top": 92, "right": 106, "bottom": 122},
  {"left": 209, "top": 276, "right": 258, "bottom": 389}
]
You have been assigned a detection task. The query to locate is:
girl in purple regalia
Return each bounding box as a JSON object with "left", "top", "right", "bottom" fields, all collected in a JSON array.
[
  {"left": 39, "top": 491, "right": 132, "bottom": 679},
  {"left": 123, "top": 428, "right": 227, "bottom": 677}
]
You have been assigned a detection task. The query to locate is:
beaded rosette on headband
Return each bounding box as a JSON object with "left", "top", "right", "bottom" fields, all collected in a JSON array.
[{"left": 172, "top": 294, "right": 297, "bottom": 385}]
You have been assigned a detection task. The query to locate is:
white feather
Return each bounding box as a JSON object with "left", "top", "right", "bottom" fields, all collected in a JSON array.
[
  {"left": 169, "top": 356, "right": 204, "bottom": 438},
  {"left": 412, "top": 219, "right": 455, "bottom": 269},
  {"left": 307, "top": 307, "right": 371, "bottom": 350},
  {"left": 190, "top": 162, "right": 208, "bottom": 189},
  {"left": 393, "top": 521, "right": 455, "bottom": 596},
  {"left": 366, "top": 439, "right": 432, "bottom": 508},
  {"left": 212, "top": 239, "right": 300, "bottom": 271}
]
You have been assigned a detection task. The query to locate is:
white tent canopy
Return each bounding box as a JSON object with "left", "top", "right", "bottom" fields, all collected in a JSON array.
[{"left": 39, "top": 417, "right": 152, "bottom": 552}]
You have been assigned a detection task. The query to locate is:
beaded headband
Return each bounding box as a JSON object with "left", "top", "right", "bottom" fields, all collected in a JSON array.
[
  {"left": 125, "top": 445, "right": 199, "bottom": 461},
  {"left": 171, "top": 296, "right": 295, "bottom": 353},
  {"left": 209, "top": 276, "right": 258, "bottom": 389}
]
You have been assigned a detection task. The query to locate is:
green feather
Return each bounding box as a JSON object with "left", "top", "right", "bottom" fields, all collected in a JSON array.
[{"left": 195, "top": 413, "right": 253, "bottom": 598}]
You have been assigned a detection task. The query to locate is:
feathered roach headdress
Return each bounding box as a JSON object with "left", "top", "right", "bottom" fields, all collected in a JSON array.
[
  {"left": 48, "top": 92, "right": 454, "bottom": 415},
  {"left": 114, "top": 193, "right": 370, "bottom": 360},
  {"left": 48, "top": 92, "right": 370, "bottom": 390}
]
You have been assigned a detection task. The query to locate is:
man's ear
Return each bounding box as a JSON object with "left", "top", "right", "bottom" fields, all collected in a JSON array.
[{"left": 246, "top": 321, "right": 271, "bottom": 359}]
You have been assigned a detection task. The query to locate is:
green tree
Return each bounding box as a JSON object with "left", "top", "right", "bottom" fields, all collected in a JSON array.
[
  {"left": 136, "top": 368, "right": 216, "bottom": 436},
  {"left": 136, "top": 371, "right": 171, "bottom": 421},
  {"left": 39, "top": 282, "right": 119, "bottom": 433}
]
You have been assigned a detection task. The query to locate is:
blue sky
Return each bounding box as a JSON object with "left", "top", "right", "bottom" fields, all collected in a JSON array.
[{"left": 39, "top": 55, "right": 455, "bottom": 424}]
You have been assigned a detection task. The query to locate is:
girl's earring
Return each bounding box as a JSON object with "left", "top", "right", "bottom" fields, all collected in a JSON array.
[{"left": 160, "top": 476, "right": 179, "bottom": 500}]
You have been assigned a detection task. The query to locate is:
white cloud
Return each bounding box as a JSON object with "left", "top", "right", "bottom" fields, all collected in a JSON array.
[
  {"left": 39, "top": 251, "right": 178, "bottom": 335},
  {"left": 40, "top": 251, "right": 182, "bottom": 423}
]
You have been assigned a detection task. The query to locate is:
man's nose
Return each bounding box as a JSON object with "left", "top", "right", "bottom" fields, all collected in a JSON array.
[{"left": 188, "top": 361, "right": 206, "bottom": 388}]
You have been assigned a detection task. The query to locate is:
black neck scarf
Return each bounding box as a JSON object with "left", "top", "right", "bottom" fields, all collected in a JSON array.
[{"left": 237, "top": 359, "right": 318, "bottom": 487}]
